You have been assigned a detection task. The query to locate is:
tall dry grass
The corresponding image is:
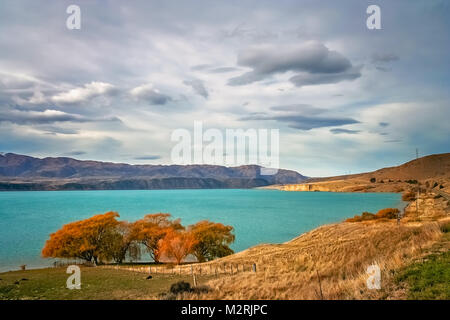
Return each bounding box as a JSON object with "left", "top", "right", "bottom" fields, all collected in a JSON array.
[{"left": 186, "top": 218, "right": 448, "bottom": 299}]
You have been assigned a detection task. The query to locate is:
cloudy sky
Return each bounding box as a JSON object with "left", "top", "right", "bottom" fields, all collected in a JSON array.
[{"left": 0, "top": 0, "right": 449, "bottom": 176}]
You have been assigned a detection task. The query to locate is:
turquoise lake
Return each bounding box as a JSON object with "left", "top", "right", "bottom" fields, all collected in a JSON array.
[{"left": 0, "top": 189, "right": 405, "bottom": 272}]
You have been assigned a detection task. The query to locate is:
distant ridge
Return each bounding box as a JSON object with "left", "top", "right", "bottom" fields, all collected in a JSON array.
[
  {"left": 278, "top": 153, "right": 450, "bottom": 193},
  {"left": 308, "top": 153, "right": 450, "bottom": 182},
  {"left": 0, "top": 153, "right": 307, "bottom": 191}
]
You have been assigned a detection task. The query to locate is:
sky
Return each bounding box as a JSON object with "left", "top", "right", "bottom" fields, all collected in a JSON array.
[{"left": 0, "top": 0, "right": 449, "bottom": 176}]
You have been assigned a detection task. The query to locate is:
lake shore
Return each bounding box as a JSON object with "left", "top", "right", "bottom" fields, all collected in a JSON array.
[{"left": 1, "top": 189, "right": 448, "bottom": 300}]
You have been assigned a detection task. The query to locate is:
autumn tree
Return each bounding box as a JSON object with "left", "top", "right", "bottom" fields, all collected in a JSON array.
[
  {"left": 133, "top": 213, "right": 183, "bottom": 263},
  {"left": 189, "top": 220, "right": 235, "bottom": 262},
  {"left": 99, "top": 221, "right": 141, "bottom": 263},
  {"left": 160, "top": 229, "right": 197, "bottom": 264},
  {"left": 42, "top": 211, "right": 120, "bottom": 264}
]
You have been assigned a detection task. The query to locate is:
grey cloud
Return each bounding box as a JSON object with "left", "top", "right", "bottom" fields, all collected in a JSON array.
[
  {"left": 276, "top": 115, "right": 359, "bottom": 130},
  {"left": 270, "top": 104, "right": 325, "bottom": 115},
  {"left": 134, "top": 155, "right": 161, "bottom": 160},
  {"left": 375, "top": 66, "right": 391, "bottom": 72},
  {"left": 183, "top": 79, "right": 208, "bottom": 98},
  {"left": 64, "top": 151, "right": 87, "bottom": 156},
  {"left": 38, "top": 126, "right": 79, "bottom": 135},
  {"left": 372, "top": 53, "right": 399, "bottom": 63},
  {"left": 379, "top": 122, "right": 389, "bottom": 127},
  {"left": 191, "top": 65, "right": 239, "bottom": 73},
  {"left": 240, "top": 113, "right": 359, "bottom": 130},
  {"left": 289, "top": 66, "right": 361, "bottom": 87},
  {"left": 191, "top": 64, "right": 213, "bottom": 71},
  {"left": 330, "top": 128, "right": 361, "bottom": 134},
  {"left": 130, "top": 84, "right": 172, "bottom": 105},
  {"left": 228, "top": 41, "right": 361, "bottom": 86},
  {"left": 209, "top": 67, "right": 240, "bottom": 73},
  {"left": 0, "top": 108, "right": 121, "bottom": 125}
]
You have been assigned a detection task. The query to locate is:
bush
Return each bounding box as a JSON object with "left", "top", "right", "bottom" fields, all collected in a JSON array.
[
  {"left": 346, "top": 208, "right": 399, "bottom": 222},
  {"left": 402, "top": 191, "right": 416, "bottom": 201},
  {"left": 375, "top": 208, "right": 400, "bottom": 219},
  {"left": 440, "top": 223, "right": 450, "bottom": 234},
  {"left": 170, "top": 281, "right": 192, "bottom": 294},
  {"left": 370, "top": 178, "right": 376, "bottom": 183},
  {"left": 361, "top": 212, "right": 376, "bottom": 221},
  {"left": 160, "top": 281, "right": 210, "bottom": 299}
]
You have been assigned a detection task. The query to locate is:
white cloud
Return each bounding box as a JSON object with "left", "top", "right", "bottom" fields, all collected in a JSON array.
[{"left": 51, "top": 82, "right": 115, "bottom": 104}]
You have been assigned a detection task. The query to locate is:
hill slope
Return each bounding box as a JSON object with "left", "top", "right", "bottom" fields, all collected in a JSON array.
[
  {"left": 278, "top": 153, "right": 450, "bottom": 193},
  {"left": 0, "top": 153, "right": 307, "bottom": 190}
]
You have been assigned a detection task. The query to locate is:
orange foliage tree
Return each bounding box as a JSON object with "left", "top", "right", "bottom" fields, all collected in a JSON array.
[
  {"left": 42, "top": 211, "right": 236, "bottom": 265},
  {"left": 159, "top": 229, "right": 198, "bottom": 264},
  {"left": 99, "top": 221, "right": 141, "bottom": 263},
  {"left": 133, "top": 213, "right": 183, "bottom": 263},
  {"left": 42, "top": 211, "right": 120, "bottom": 264},
  {"left": 189, "top": 220, "right": 235, "bottom": 262}
]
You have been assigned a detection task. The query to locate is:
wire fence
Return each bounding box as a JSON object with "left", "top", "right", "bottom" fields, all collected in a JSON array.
[{"left": 101, "top": 262, "right": 258, "bottom": 277}]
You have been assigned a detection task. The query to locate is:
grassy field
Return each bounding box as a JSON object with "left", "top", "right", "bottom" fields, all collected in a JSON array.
[
  {"left": 1, "top": 217, "right": 448, "bottom": 300},
  {"left": 0, "top": 266, "right": 210, "bottom": 300},
  {"left": 185, "top": 217, "right": 449, "bottom": 299},
  {"left": 395, "top": 225, "right": 450, "bottom": 300},
  {"left": 395, "top": 251, "right": 450, "bottom": 299}
]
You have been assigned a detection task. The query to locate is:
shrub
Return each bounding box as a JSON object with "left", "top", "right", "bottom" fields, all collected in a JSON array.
[
  {"left": 346, "top": 208, "right": 400, "bottom": 223},
  {"left": 345, "top": 215, "right": 361, "bottom": 222},
  {"left": 375, "top": 208, "right": 400, "bottom": 219},
  {"left": 440, "top": 223, "right": 450, "bottom": 234},
  {"left": 370, "top": 178, "right": 376, "bottom": 183},
  {"left": 360, "top": 212, "right": 376, "bottom": 220},
  {"left": 402, "top": 191, "right": 416, "bottom": 201},
  {"left": 170, "top": 281, "right": 192, "bottom": 294}
]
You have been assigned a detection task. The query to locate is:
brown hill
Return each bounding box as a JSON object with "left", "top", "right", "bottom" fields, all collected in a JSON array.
[
  {"left": 0, "top": 153, "right": 307, "bottom": 190},
  {"left": 277, "top": 153, "right": 450, "bottom": 193}
]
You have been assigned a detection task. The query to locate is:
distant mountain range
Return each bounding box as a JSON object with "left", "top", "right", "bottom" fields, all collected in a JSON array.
[{"left": 0, "top": 153, "right": 307, "bottom": 191}]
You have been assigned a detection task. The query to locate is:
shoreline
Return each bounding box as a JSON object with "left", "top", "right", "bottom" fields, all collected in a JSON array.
[{"left": 0, "top": 191, "right": 408, "bottom": 274}]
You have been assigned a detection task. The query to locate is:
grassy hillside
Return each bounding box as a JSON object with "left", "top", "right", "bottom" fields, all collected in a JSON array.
[
  {"left": 276, "top": 153, "right": 450, "bottom": 193},
  {"left": 186, "top": 218, "right": 447, "bottom": 299}
]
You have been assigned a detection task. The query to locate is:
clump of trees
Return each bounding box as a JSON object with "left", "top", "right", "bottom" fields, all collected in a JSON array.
[
  {"left": 345, "top": 208, "right": 400, "bottom": 222},
  {"left": 42, "top": 212, "right": 235, "bottom": 265}
]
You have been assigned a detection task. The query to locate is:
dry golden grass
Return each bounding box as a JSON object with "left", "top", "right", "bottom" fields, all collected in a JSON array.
[{"left": 185, "top": 216, "right": 449, "bottom": 300}]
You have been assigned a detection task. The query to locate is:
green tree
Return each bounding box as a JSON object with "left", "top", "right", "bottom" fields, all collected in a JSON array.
[{"left": 189, "top": 220, "right": 235, "bottom": 262}]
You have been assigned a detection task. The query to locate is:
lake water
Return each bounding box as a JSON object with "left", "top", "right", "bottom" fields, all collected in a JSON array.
[{"left": 0, "top": 189, "right": 405, "bottom": 272}]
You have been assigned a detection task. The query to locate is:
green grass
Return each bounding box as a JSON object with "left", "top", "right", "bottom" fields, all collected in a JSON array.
[
  {"left": 0, "top": 266, "right": 211, "bottom": 300},
  {"left": 396, "top": 251, "right": 450, "bottom": 300}
]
